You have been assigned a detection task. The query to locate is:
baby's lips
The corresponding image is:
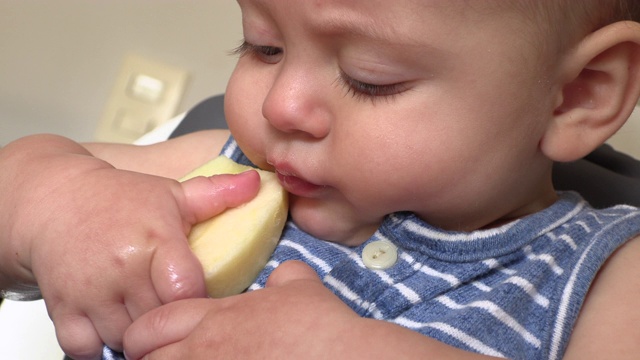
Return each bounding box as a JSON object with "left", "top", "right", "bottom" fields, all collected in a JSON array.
[{"left": 276, "top": 170, "right": 326, "bottom": 196}]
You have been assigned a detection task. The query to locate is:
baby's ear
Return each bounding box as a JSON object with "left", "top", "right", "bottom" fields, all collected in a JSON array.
[{"left": 541, "top": 21, "right": 640, "bottom": 162}]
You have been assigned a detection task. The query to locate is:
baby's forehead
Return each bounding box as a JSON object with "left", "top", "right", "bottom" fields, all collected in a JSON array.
[
  {"left": 238, "top": 0, "right": 584, "bottom": 61},
  {"left": 240, "top": 0, "right": 538, "bottom": 33},
  {"left": 239, "top": 0, "right": 560, "bottom": 68}
]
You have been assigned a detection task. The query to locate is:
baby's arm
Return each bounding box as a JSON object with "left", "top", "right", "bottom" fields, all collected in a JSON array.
[
  {"left": 124, "top": 261, "right": 498, "bottom": 360},
  {"left": 0, "top": 130, "right": 255, "bottom": 359},
  {"left": 563, "top": 234, "right": 640, "bottom": 359},
  {"left": 85, "top": 129, "right": 231, "bottom": 178}
]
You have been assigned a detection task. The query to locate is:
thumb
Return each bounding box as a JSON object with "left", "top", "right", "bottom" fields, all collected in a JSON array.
[
  {"left": 265, "top": 261, "right": 321, "bottom": 288},
  {"left": 179, "top": 170, "right": 261, "bottom": 227},
  {"left": 151, "top": 170, "right": 260, "bottom": 304},
  {"left": 123, "top": 298, "right": 211, "bottom": 360}
]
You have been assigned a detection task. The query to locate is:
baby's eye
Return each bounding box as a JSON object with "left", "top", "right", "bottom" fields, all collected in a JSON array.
[
  {"left": 337, "top": 71, "right": 407, "bottom": 102},
  {"left": 231, "top": 40, "right": 283, "bottom": 64}
]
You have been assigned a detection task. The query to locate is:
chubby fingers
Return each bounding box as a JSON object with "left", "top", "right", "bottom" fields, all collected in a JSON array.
[
  {"left": 53, "top": 312, "right": 103, "bottom": 360},
  {"left": 123, "top": 298, "right": 210, "bottom": 360},
  {"left": 48, "top": 279, "right": 163, "bottom": 357},
  {"left": 265, "top": 260, "right": 321, "bottom": 288},
  {"left": 179, "top": 170, "right": 261, "bottom": 227},
  {"left": 151, "top": 171, "right": 261, "bottom": 304},
  {"left": 150, "top": 237, "right": 207, "bottom": 304}
]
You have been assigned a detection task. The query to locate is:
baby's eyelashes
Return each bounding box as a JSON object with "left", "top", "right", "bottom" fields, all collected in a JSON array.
[
  {"left": 230, "top": 40, "right": 283, "bottom": 64},
  {"left": 335, "top": 70, "right": 408, "bottom": 102}
]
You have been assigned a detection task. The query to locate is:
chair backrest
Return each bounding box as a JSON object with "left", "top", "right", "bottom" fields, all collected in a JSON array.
[
  {"left": 553, "top": 145, "right": 640, "bottom": 208},
  {"left": 171, "top": 94, "right": 227, "bottom": 135}
]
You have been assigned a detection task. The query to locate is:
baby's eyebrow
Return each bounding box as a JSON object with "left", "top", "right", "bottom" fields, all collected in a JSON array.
[
  {"left": 318, "top": 12, "right": 398, "bottom": 42},
  {"left": 313, "top": 11, "right": 428, "bottom": 49}
]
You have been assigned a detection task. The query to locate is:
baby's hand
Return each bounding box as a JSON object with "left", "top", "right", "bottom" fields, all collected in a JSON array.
[
  {"left": 123, "top": 261, "right": 361, "bottom": 360},
  {"left": 0, "top": 135, "right": 259, "bottom": 359},
  {"left": 44, "top": 171, "right": 259, "bottom": 359}
]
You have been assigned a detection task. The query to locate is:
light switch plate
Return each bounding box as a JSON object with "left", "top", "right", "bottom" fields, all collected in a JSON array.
[{"left": 94, "top": 54, "right": 188, "bottom": 143}]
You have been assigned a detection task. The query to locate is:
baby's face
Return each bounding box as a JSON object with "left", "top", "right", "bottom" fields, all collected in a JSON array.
[{"left": 225, "top": 0, "right": 560, "bottom": 245}]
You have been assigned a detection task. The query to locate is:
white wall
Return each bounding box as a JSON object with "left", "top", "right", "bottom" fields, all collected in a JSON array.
[{"left": 0, "top": 0, "right": 241, "bottom": 145}]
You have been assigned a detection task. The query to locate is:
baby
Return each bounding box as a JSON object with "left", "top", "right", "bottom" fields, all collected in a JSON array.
[{"left": 2, "top": 0, "right": 640, "bottom": 359}]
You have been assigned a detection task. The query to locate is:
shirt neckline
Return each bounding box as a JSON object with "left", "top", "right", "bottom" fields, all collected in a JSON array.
[{"left": 376, "top": 192, "right": 586, "bottom": 262}]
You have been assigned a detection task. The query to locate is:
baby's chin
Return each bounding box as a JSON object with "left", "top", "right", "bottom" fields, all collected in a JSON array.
[{"left": 288, "top": 198, "right": 380, "bottom": 247}]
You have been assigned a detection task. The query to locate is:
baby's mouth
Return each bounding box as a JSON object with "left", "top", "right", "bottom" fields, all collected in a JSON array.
[{"left": 275, "top": 170, "right": 326, "bottom": 197}]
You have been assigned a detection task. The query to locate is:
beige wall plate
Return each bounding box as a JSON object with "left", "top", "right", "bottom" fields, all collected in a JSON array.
[{"left": 94, "top": 54, "right": 188, "bottom": 143}]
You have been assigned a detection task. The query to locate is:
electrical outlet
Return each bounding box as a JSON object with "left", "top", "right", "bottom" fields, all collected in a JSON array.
[{"left": 94, "top": 54, "right": 189, "bottom": 143}]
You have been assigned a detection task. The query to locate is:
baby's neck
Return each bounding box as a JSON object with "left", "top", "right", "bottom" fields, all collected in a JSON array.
[{"left": 420, "top": 188, "right": 559, "bottom": 233}]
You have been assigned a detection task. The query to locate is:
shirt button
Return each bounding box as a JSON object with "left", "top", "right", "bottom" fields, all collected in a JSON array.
[{"left": 362, "top": 240, "right": 398, "bottom": 270}]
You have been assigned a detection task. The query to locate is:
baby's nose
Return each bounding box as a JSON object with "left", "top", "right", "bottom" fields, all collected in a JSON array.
[{"left": 261, "top": 66, "right": 331, "bottom": 139}]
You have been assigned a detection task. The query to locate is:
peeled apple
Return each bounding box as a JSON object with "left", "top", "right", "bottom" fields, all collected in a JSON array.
[{"left": 180, "top": 155, "right": 288, "bottom": 298}]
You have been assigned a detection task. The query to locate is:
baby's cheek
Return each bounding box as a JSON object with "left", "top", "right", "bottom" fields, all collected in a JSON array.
[
  {"left": 234, "top": 131, "right": 269, "bottom": 169},
  {"left": 225, "top": 112, "right": 264, "bottom": 162}
]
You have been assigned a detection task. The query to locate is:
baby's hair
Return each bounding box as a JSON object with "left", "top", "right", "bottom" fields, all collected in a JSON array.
[
  {"left": 551, "top": 0, "right": 639, "bottom": 37},
  {"left": 602, "top": 0, "right": 640, "bottom": 24},
  {"left": 569, "top": 0, "right": 640, "bottom": 35},
  {"left": 504, "top": 0, "right": 640, "bottom": 69}
]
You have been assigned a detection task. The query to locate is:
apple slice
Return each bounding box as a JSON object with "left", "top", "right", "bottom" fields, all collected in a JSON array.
[{"left": 180, "top": 155, "right": 288, "bottom": 298}]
